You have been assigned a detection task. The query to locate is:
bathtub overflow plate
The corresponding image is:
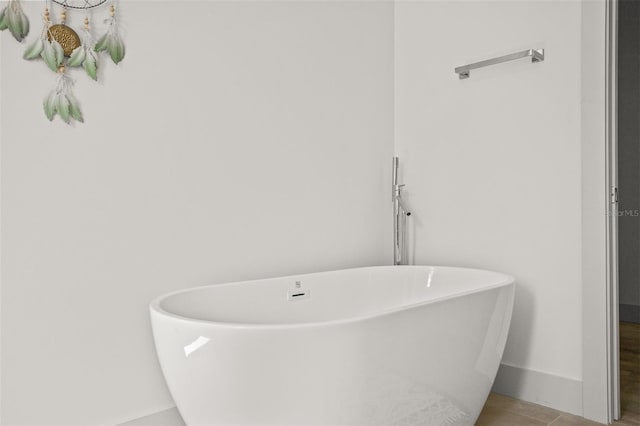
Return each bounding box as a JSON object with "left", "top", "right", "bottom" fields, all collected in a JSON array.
[{"left": 287, "top": 281, "right": 310, "bottom": 301}]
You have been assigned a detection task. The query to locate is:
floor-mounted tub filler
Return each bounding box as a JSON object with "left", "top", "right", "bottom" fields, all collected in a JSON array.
[{"left": 150, "top": 266, "right": 515, "bottom": 426}]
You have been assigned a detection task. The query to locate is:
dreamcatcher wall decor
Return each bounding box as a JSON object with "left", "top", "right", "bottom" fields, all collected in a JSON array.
[{"left": 0, "top": 0, "right": 125, "bottom": 125}]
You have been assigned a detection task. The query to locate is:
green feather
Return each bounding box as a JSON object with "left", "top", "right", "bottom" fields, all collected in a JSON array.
[
  {"left": 6, "top": 5, "right": 28, "bottom": 41},
  {"left": 56, "top": 94, "right": 70, "bottom": 124},
  {"left": 19, "top": 11, "right": 29, "bottom": 39},
  {"left": 23, "top": 38, "right": 44, "bottom": 60},
  {"left": 0, "top": 8, "right": 8, "bottom": 31},
  {"left": 67, "top": 95, "right": 84, "bottom": 123},
  {"left": 43, "top": 93, "right": 57, "bottom": 121},
  {"left": 67, "top": 46, "right": 85, "bottom": 67},
  {"left": 52, "top": 40, "right": 64, "bottom": 65},
  {"left": 83, "top": 53, "right": 97, "bottom": 81},
  {"left": 7, "top": 7, "right": 23, "bottom": 41},
  {"left": 41, "top": 40, "right": 58, "bottom": 72},
  {"left": 94, "top": 33, "right": 108, "bottom": 52},
  {"left": 107, "top": 35, "right": 125, "bottom": 64}
]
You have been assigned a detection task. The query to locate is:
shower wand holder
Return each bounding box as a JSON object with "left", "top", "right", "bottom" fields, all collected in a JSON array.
[{"left": 392, "top": 157, "right": 411, "bottom": 265}]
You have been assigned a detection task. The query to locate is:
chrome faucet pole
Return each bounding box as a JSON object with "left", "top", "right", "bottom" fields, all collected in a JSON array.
[
  {"left": 393, "top": 157, "right": 400, "bottom": 265},
  {"left": 392, "top": 157, "right": 411, "bottom": 265},
  {"left": 392, "top": 157, "right": 399, "bottom": 188}
]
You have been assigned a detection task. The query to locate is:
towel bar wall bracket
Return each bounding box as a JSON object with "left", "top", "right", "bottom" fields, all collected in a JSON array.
[{"left": 455, "top": 48, "right": 544, "bottom": 79}]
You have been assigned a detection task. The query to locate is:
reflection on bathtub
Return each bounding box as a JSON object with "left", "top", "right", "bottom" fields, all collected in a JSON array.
[
  {"left": 357, "top": 371, "right": 470, "bottom": 426},
  {"left": 183, "top": 336, "right": 210, "bottom": 358},
  {"left": 426, "top": 267, "right": 435, "bottom": 288}
]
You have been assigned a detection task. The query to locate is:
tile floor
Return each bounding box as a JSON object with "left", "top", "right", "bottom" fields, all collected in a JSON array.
[
  {"left": 477, "top": 321, "right": 639, "bottom": 426},
  {"left": 476, "top": 393, "right": 601, "bottom": 426}
]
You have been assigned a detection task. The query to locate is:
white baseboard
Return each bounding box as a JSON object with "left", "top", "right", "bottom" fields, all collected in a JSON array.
[
  {"left": 492, "top": 363, "right": 583, "bottom": 416},
  {"left": 117, "top": 407, "right": 184, "bottom": 426}
]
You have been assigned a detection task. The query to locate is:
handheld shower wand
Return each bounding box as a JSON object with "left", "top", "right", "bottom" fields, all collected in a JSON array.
[{"left": 392, "top": 157, "right": 411, "bottom": 265}]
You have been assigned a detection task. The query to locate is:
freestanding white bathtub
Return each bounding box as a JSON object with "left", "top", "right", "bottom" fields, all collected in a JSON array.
[{"left": 150, "top": 266, "right": 515, "bottom": 426}]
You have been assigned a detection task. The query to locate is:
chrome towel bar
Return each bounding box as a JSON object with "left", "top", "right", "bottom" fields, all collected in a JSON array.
[{"left": 455, "top": 48, "right": 544, "bottom": 79}]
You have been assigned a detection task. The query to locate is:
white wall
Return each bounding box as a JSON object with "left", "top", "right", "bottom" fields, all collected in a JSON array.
[
  {"left": 0, "top": 1, "right": 394, "bottom": 424},
  {"left": 394, "top": 0, "right": 584, "bottom": 414}
]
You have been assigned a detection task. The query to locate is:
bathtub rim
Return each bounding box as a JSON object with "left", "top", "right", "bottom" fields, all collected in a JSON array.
[{"left": 149, "top": 265, "right": 515, "bottom": 330}]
